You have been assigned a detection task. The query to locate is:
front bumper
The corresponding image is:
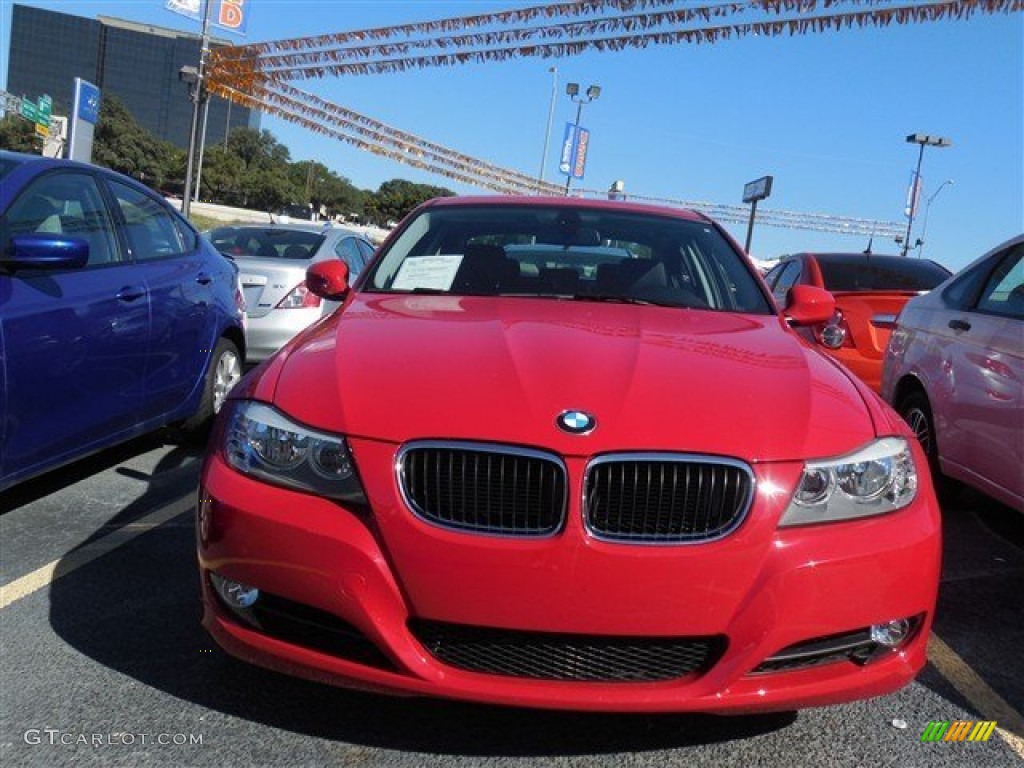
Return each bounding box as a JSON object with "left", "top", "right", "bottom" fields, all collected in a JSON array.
[{"left": 197, "top": 443, "right": 941, "bottom": 713}]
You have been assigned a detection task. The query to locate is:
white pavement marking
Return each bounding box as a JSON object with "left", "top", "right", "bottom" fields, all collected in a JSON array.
[
  {"left": 928, "top": 633, "right": 1024, "bottom": 758},
  {"left": 0, "top": 494, "right": 193, "bottom": 610}
]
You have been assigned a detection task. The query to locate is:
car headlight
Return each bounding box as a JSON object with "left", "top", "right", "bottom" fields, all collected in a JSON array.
[
  {"left": 779, "top": 437, "right": 917, "bottom": 526},
  {"left": 223, "top": 400, "right": 367, "bottom": 504}
]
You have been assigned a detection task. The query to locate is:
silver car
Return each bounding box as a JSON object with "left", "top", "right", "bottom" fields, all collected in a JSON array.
[{"left": 205, "top": 223, "right": 376, "bottom": 361}]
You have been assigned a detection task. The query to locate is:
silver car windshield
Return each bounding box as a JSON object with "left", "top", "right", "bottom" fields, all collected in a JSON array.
[{"left": 363, "top": 205, "right": 773, "bottom": 313}]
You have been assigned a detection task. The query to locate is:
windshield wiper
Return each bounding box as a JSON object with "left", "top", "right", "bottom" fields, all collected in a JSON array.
[
  {"left": 568, "top": 293, "right": 669, "bottom": 307},
  {"left": 386, "top": 287, "right": 450, "bottom": 295}
]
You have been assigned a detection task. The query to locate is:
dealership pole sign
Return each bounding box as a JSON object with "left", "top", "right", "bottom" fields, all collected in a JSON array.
[
  {"left": 166, "top": 0, "right": 248, "bottom": 35},
  {"left": 559, "top": 122, "right": 591, "bottom": 181},
  {"left": 742, "top": 175, "right": 773, "bottom": 255},
  {"left": 67, "top": 79, "right": 100, "bottom": 163}
]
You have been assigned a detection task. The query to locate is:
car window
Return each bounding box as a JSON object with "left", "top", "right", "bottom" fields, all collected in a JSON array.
[
  {"left": 356, "top": 238, "right": 376, "bottom": 265},
  {"left": 206, "top": 227, "right": 325, "bottom": 259},
  {"left": 364, "top": 204, "right": 773, "bottom": 313},
  {"left": 763, "top": 262, "right": 784, "bottom": 287},
  {"left": 106, "top": 179, "right": 186, "bottom": 261},
  {"left": 816, "top": 255, "right": 950, "bottom": 291},
  {"left": 335, "top": 237, "right": 367, "bottom": 276},
  {"left": 771, "top": 261, "right": 801, "bottom": 304},
  {"left": 3, "top": 171, "right": 119, "bottom": 266},
  {"left": 975, "top": 245, "right": 1024, "bottom": 319},
  {"left": 171, "top": 213, "right": 200, "bottom": 252}
]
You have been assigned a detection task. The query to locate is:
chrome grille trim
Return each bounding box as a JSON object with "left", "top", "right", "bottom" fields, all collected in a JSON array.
[
  {"left": 583, "top": 453, "right": 755, "bottom": 544},
  {"left": 397, "top": 441, "right": 567, "bottom": 537}
]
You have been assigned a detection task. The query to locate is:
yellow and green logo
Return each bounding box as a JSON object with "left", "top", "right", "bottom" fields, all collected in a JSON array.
[{"left": 921, "top": 721, "right": 997, "bottom": 742}]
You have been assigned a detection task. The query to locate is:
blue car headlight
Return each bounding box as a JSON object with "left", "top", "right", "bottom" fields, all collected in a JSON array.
[
  {"left": 779, "top": 437, "right": 918, "bottom": 526},
  {"left": 223, "top": 400, "right": 367, "bottom": 504}
]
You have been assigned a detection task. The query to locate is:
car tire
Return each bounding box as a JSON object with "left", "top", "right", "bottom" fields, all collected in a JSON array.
[
  {"left": 179, "top": 337, "right": 242, "bottom": 435},
  {"left": 898, "top": 390, "right": 959, "bottom": 501}
]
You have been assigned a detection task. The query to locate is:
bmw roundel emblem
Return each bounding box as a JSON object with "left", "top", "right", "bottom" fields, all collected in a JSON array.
[{"left": 556, "top": 410, "right": 596, "bottom": 435}]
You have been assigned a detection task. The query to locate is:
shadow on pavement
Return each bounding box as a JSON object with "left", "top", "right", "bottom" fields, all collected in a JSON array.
[
  {"left": 921, "top": 489, "right": 1024, "bottom": 734},
  {"left": 40, "top": 442, "right": 796, "bottom": 756}
]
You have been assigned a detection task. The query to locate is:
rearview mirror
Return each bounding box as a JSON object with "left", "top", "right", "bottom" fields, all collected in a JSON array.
[
  {"left": 784, "top": 284, "right": 836, "bottom": 327},
  {"left": 306, "top": 259, "right": 350, "bottom": 300},
  {"left": 2, "top": 234, "right": 89, "bottom": 271}
]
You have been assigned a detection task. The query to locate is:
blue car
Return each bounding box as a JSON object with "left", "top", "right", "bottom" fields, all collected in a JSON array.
[{"left": 0, "top": 151, "right": 246, "bottom": 492}]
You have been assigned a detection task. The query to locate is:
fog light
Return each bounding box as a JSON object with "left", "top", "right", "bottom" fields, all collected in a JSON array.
[
  {"left": 210, "top": 572, "right": 260, "bottom": 609},
  {"left": 871, "top": 618, "right": 911, "bottom": 647}
]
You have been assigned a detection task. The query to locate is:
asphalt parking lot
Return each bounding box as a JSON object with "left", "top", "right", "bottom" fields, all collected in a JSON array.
[{"left": 1, "top": 434, "right": 1022, "bottom": 768}]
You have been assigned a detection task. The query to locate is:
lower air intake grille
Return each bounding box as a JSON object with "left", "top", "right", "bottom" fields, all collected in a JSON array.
[{"left": 410, "top": 620, "right": 724, "bottom": 682}]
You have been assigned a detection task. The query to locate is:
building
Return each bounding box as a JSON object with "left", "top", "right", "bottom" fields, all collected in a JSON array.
[{"left": 5, "top": 3, "right": 259, "bottom": 150}]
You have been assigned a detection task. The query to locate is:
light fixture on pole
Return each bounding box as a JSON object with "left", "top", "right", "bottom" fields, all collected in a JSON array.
[
  {"left": 916, "top": 179, "right": 953, "bottom": 258},
  {"left": 901, "top": 133, "right": 951, "bottom": 257},
  {"left": 181, "top": 0, "right": 213, "bottom": 218},
  {"left": 538, "top": 66, "right": 557, "bottom": 189},
  {"left": 564, "top": 82, "right": 600, "bottom": 195}
]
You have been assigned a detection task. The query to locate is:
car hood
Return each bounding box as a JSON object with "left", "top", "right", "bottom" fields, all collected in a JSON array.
[{"left": 267, "top": 294, "right": 875, "bottom": 461}]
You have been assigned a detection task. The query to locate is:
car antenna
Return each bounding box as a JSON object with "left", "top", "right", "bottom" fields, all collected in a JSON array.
[{"left": 863, "top": 235, "right": 873, "bottom": 255}]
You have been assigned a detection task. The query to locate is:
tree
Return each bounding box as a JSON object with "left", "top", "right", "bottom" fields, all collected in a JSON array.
[
  {"left": 0, "top": 115, "right": 42, "bottom": 154},
  {"left": 288, "top": 160, "right": 367, "bottom": 219},
  {"left": 364, "top": 179, "right": 455, "bottom": 226},
  {"left": 92, "top": 95, "right": 182, "bottom": 189}
]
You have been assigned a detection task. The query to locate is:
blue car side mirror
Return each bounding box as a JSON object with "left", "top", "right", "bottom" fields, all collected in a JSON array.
[{"left": 3, "top": 234, "right": 89, "bottom": 270}]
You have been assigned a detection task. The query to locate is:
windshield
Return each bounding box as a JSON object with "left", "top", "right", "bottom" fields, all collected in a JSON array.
[
  {"left": 205, "top": 227, "right": 326, "bottom": 260},
  {"left": 363, "top": 204, "right": 773, "bottom": 313}
]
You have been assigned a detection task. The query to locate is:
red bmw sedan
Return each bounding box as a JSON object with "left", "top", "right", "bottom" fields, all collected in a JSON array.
[{"left": 197, "top": 197, "right": 941, "bottom": 713}]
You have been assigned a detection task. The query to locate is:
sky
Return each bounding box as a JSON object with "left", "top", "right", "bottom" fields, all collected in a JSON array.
[{"left": 1, "top": 1, "right": 1022, "bottom": 270}]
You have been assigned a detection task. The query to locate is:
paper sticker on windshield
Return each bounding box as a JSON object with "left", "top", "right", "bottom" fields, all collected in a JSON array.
[{"left": 392, "top": 254, "right": 463, "bottom": 291}]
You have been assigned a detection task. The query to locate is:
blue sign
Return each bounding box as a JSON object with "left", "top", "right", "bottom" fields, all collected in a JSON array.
[
  {"left": 77, "top": 80, "right": 101, "bottom": 125},
  {"left": 558, "top": 122, "right": 590, "bottom": 180},
  {"left": 558, "top": 122, "right": 576, "bottom": 176},
  {"left": 214, "top": 0, "right": 248, "bottom": 36},
  {"left": 166, "top": 1, "right": 248, "bottom": 35}
]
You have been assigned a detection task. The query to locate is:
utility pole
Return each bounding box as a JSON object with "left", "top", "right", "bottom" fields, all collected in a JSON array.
[{"left": 182, "top": 0, "right": 213, "bottom": 218}]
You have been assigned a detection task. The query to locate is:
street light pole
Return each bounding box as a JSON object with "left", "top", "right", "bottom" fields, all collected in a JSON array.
[
  {"left": 901, "top": 133, "right": 951, "bottom": 257},
  {"left": 916, "top": 179, "right": 953, "bottom": 258},
  {"left": 538, "top": 66, "right": 557, "bottom": 188},
  {"left": 194, "top": 95, "right": 211, "bottom": 204},
  {"left": 564, "top": 82, "right": 600, "bottom": 196},
  {"left": 182, "top": 0, "right": 213, "bottom": 218}
]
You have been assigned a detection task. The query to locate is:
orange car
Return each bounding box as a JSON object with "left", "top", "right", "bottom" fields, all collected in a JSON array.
[{"left": 764, "top": 252, "right": 951, "bottom": 392}]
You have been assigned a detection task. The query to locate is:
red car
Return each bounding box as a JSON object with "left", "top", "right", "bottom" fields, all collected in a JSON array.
[
  {"left": 197, "top": 197, "right": 940, "bottom": 713},
  {"left": 763, "top": 253, "right": 951, "bottom": 392}
]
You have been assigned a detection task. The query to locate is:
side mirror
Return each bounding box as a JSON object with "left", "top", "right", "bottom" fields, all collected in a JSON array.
[
  {"left": 306, "top": 259, "right": 350, "bottom": 300},
  {"left": 2, "top": 234, "right": 89, "bottom": 270},
  {"left": 784, "top": 284, "right": 836, "bottom": 327}
]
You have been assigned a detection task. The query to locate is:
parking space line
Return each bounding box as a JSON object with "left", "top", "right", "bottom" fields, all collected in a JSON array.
[
  {"left": 0, "top": 494, "right": 193, "bottom": 611},
  {"left": 929, "top": 633, "right": 1024, "bottom": 757}
]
